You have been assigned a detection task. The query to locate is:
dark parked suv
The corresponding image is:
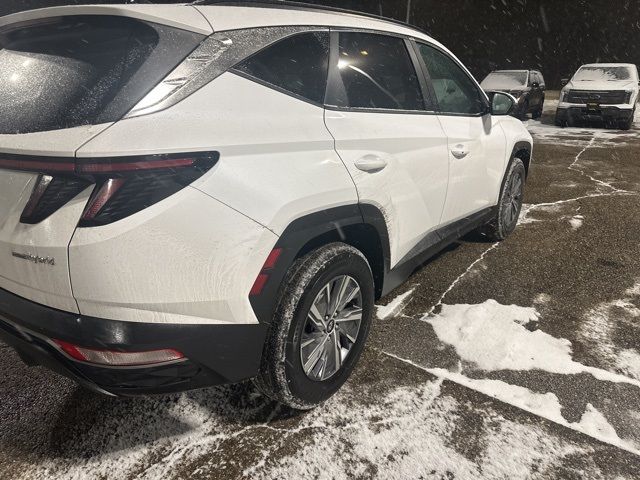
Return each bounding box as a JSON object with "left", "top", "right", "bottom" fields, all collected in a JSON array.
[{"left": 481, "top": 70, "right": 546, "bottom": 119}]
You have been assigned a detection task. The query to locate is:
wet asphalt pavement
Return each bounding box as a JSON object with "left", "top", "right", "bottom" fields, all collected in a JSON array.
[{"left": 1, "top": 93, "right": 640, "bottom": 479}]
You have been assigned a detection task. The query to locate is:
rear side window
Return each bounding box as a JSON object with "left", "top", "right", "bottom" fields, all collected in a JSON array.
[
  {"left": 0, "top": 16, "right": 204, "bottom": 134},
  {"left": 417, "top": 43, "right": 486, "bottom": 115},
  {"left": 233, "top": 31, "right": 330, "bottom": 105},
  {"left": 328, "top": 32, "right": 425, "bottom": 111}
]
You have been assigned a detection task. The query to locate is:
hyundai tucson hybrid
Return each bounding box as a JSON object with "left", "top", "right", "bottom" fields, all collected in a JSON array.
[
  {"left": 480, "top": 69, "right": 546, "bottom": 119},
  {"left": 0, "top": 3, "right": 532, "bottom": 409},
  {"left": 556, "top": 63, "right": 639, "bottom": 129}
]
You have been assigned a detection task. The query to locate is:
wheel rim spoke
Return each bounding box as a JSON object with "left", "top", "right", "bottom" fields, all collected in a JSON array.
[
  {"left": 337, "top": 281, "right": 360, "bottom": 313},
  {"left": 308, "top": 303, "right": 325, "bottom": 329},
  {"left": 300, "top": 274, "right": 363, "bottom": 381},
  {"left": 303, "top": 335, "right": 329, "bottom": 375},
  {"left": 503, "top": 172, "right": 523, "bottom": 226},
  {"left": 328, "top": 275, "right": 349, "bottom": 317},
  {"left": 331, "top": 330, "right": 342, "bottom": 374},
  {"left": 335, "top": 307, "right": 363, "bottom": 323}
]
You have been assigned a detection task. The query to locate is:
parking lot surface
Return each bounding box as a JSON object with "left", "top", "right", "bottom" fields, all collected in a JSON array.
[{"left": 1, "top": 93, "right": 640, "bottom": 479}]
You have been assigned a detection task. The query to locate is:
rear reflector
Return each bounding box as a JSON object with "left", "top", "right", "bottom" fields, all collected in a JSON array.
[
  {"left": 52, "top": 339, "right": 185, "bottom": 367},
  {"left": 249, "top": 248, "right": 283, "bottom": 296}
]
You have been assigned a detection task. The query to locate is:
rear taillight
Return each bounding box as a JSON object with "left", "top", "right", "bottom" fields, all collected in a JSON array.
[
  {"left": 77, "top": 152, "right": 218, "bottom": 227},
  {"left": 1, "top": 151, "right": 218, "bottom": 226},
  {"left": 52, "top": 339, "right": 185, "bottom": 367}
]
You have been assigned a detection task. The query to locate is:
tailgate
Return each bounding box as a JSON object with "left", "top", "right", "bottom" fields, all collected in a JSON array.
[{"left": 0, "top": 163, "right": 92, "bottom": 313}]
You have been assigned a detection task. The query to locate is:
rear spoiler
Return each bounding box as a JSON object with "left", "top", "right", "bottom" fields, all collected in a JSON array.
[{"left": 0, "top": 4, "right": 213, "bottom": 35}]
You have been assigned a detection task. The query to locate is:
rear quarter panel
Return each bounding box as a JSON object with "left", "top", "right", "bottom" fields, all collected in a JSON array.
[{"left": 73, "top": 72, "right": 358, "bottom": 325}]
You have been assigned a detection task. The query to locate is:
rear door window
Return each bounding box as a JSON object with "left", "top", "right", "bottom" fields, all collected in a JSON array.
[
  {"left": 417, "top": 43, "right": 486, "bottom": 115},
  {"left": 327, "top": 32, "right": 425, "bottom": 111},
  {"left": 0, "top": 16, "right": 203, "bottom": 134},
  {"left": 233, "top": 31, "right": 330, "bottom": 105}
]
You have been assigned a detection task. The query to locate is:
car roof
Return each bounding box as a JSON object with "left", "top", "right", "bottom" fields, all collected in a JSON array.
[
  {"left": 1, "top": 2, "right": 446, "bottom": 51},
  {"left": 580, "top": 63, "right": 636, "bottom": 68},
  {"left": 489, "top": 70, "right": 530, "bottom": 73},
  {"left": 193, "top": 1, "right": 442, "bottom": 46}
]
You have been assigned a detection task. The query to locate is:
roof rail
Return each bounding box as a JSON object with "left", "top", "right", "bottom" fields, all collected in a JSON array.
[{"left": 191, "top": 0, "right": 431, "bottom": 37}]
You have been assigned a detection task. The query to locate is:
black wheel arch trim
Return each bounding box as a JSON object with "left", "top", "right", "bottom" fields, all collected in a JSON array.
[
  {"left": 249, "top": 204, "right": 390, "bottom": 325},
  {"left": 510, "top": 140, "right": 532, "bottom": 178}
]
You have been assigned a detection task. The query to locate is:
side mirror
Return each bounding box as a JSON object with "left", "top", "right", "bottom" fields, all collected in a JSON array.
[
  {"left": 531, "top": 82, "right": 540, "bottom": 89},
  {"left": 560, "top": 78, "right": 569, "bottom": 87},
  {"left": 487, "top": 91, "right": 516, "bottom": 116}
]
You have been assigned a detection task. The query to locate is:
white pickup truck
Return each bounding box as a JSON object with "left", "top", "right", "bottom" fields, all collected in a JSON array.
[{"left": 556, "top": 63, "right": 639, "bottom": 130}]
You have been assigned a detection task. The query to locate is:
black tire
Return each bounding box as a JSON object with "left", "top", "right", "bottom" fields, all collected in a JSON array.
[
  {"left": 532, "top": 99, "right": 543, "bottom": 119},
  {"left": 554, "top": 111, "right": 566, "bottom": 127},
  {"left": 519, "top": 100, "right": 530, "bottom": 120},
  {"left": 619, "top": 110, "right": 634, "bottom": 130},
  {"left": 254, "top": 243, "right": 374, "bottom": 410},
  {"left": 480, "top": 158, "right": 526, "bottom": 241}
]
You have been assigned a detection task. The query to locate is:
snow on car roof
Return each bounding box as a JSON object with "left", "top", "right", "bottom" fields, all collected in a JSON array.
[
  {"left": 580, "top": 63, "right": 636, "bottom": 68},
  {"left": 195, "top": 3, "right": 440, "bottom": 45}
]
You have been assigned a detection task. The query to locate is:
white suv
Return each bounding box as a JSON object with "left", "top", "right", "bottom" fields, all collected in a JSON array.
[
  {"left": 0, "top": 3, "right": 532, "bottom": 408},
  {"left": 556, "top": 63, "right": 639, "bottom": 129}
]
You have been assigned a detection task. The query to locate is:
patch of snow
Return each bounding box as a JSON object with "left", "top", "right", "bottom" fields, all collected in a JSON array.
[
  {"left": 626, "top": 282, "right": 640, "bottom": 296},
  {"left": 384, "top": 352, "right": 640, "bottom": 456},
  {"left": 433, "top": 370, "right": 566, "bottom": 423},
  {"left": 579, "top": 281, "right": 640, "bottom": 380},
  {"left": 578, "top": 404, "right": 622, "bottom": 445},
  {"left": 569, "top": 214, "right": 584, "bottom": 230},
  {"left": 617, "top": 350, "right": 640, "bottom": 380},
  {"left": 534, "top": 293, "right": 552, "bottom": 305},
  {"left": 573, "top": 66, "right": 633, "bottom": 82},
  {"left": 427, "top": 368, "right": 639, "bottom": 455},
  {"left": 425, "top": 300, "right": 640, "bottom": 388},
  {"left": 517, "top": 203, "right": 539, "bottom": 225},
  {"left": 250, "top": 379, "right": 592, "bottom": 480},
  {"left": 377, "top": 288, "right": 414, "bottom": 320},
  {"left": 550, "top": 180, "right": 579, "bottom": 189}
]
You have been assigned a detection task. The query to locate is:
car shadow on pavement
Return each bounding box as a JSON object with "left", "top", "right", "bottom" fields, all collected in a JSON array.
[
  {"left": 0, "top": 351, "right": 302, "bottom": 461},
  {"left": 44, "top": 381, "right": 300, "bottom": 459}
]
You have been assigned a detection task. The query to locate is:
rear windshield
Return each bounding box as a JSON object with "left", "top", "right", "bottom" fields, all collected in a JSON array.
[
  {"left": 0, "top": 16, "right": 204, "bottom": 134},
  {"left": 573, "top": 66, "right": 633, "bottom": 82},
  {"left": 480, "top": 71, "right": 528, "bottom": 90}
]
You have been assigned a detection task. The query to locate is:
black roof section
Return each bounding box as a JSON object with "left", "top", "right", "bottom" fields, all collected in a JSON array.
[{"left": 191, "top": 0, "right": 431, "bottom": 37}]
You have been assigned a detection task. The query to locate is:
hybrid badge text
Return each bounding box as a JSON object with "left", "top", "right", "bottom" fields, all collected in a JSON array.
[{"left": 12, "top": 252, "right": 55, "bottom": 266}]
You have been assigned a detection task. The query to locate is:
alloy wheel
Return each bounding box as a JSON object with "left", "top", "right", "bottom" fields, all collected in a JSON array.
[
  {"left": 502, "top": 171, "right": 523, "bottom": 228},
  {"left": 300, "top": 275, "right": 363, "bottom": 381}
]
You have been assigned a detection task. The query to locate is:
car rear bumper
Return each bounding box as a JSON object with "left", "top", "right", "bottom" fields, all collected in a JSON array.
[
  {"left": 556, "top": 105, "right": 634, "bottom": 123},
  {"left": 0, "top": 287, "right": 267, "bottom": 395}
]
